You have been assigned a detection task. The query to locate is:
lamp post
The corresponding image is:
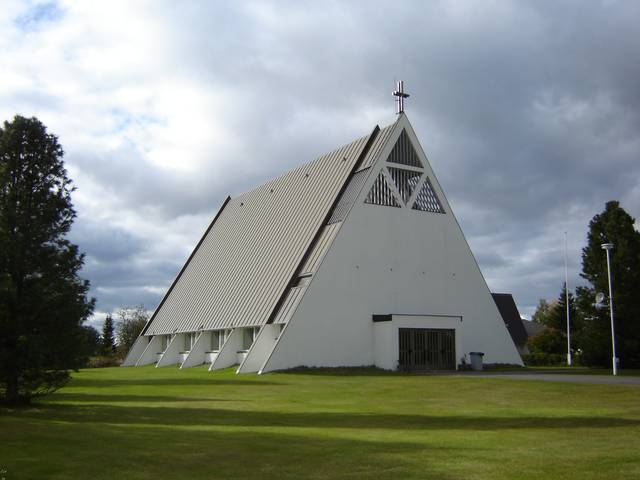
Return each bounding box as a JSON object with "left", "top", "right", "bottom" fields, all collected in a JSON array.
[{"left": 601, "top": 243, "right": 617, "bottom": 376}]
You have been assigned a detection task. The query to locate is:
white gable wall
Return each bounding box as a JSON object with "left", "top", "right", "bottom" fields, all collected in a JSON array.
[{"left": 261, "top": 115, "right": 522, "bottom": 372}]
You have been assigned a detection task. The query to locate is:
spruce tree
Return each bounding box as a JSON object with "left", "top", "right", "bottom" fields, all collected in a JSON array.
[
  {"left": 100, "top": 315, "right": 116, "bottom": 356},
  {"left": 0, "top": 116, "right": 94, "bottom": 405},
  {"left": 546, "top": 283, "right": 578, "bottom": 333},
  {"left": 576, "top": 201, "right": 640, "bottom": 367}
]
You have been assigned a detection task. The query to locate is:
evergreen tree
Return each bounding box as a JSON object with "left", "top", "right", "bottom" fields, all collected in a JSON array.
[
  {"left": 0, "top": 116, "right": 94, "bottom": 405},
  {"left": 100, "top": 315, "right": 116, "bottom": 356},
  {"left": 575, "top": 201, "right": 640, "bottom": 367},
  {"left": 79, "top": 325, "right": 101, "bottom": 359},
  {"left": 546, "top": 283, "right": 579, "bottom": 333}
]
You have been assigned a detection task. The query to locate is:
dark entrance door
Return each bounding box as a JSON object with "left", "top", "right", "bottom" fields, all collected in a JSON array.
[{"left": 399, "top": 328, "right": 455, "bottom": 370}]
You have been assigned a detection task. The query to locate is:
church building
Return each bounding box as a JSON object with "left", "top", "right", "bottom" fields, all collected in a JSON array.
[{"left": 123, "top": 87, "right": 523, "bottom": 372}]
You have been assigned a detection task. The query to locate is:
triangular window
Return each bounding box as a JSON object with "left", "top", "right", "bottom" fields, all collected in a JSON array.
[
  {"left": 387, "top": 167, "right": 421, "bottom": 204},
  {"left": 365, "top": 172, "right": 401, "bottom": 207},
  {"left": 387, "top": 130, "right": 423, "bottom": 168},
  {"left": 412, "top": 177, "right": 445, "bottom": 213}
]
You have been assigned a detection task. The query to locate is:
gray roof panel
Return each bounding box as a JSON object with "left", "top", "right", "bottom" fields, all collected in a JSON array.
[{"left": 145, "top": 132, "right": 373, "bottom": 334}]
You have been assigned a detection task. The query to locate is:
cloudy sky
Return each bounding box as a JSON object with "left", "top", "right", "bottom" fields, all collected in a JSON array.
[{"left": 2, "top": 0, "right": 639, "bottom": 328}]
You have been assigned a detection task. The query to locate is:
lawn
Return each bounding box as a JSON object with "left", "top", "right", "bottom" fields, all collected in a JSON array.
[{"left": 1, "top": 366, "right": 639, "bottom": 479}]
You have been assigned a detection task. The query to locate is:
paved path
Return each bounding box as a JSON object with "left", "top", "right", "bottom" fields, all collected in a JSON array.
[{"left": 455, "top": 372, "right": 640, "bottom": 386}]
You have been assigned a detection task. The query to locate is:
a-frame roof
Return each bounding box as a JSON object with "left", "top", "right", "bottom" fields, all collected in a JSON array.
[{"left": 144, "top": 126, "right": 382, "bottom": 335}]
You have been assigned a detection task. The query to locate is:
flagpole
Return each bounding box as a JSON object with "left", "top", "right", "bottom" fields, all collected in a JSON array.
[{"left": 564, "top": 232, "right": 572, "bottom": 366}]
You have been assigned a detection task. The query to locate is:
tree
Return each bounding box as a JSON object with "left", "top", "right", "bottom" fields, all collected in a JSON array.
[
  {"left": 527, "top": 328, "right": 566, "bottom": 355},
  {"left": 100, "top": 315, "right": 116, "bottom": 356},
  {"left": 79, "top": 325, "right": 101, "bottom": 359},
  {"left": 545, "top": 284, "right": 579, "bottom": 333},
  {"left": 527, "top": 285, "right": 579, "bottom": 358},
  {"left": 115, "top": 305, "right": 148, "bottom": 358},
  {"left": 0, "top": 116, "right": 94, "bottom": 405},
  {"left": 575, "top": 201, "right": 640, "bottom": 367},
  {"left": 531, "top": 298, "right": 553, "bottom": 325}
]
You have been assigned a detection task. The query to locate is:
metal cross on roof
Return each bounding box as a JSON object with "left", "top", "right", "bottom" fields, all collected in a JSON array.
[{"left": 392, "top": 80, "right": 410, "bottom": 115}]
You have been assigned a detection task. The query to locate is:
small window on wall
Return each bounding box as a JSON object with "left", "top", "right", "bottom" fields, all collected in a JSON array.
[
  {"left": 160, "top": 335, "right": 169, "bottom": 352},
  {"left": 242, "top": 327, "right": 259, "bottom": 351},
  {"left": 184, "top": 332, "right": 197, "bottom": 352},
  {"left": 210, "top": 331, "right": 221, "bottom": 351}
]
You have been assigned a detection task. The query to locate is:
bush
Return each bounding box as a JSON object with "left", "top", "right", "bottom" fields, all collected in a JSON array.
[
  {"left": 86, "top": 356, "right": 121, "bottom": 368},
  {"left": 522, "top": 353, "right": 566, "bottom": 366},
  {"left": 526, "top": 328, "right": 566, "bottom": 355}
]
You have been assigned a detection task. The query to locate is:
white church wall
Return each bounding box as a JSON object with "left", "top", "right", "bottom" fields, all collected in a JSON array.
[
  {"left": 180, "top": 331, "right": 208, "bottom": 369},
  {"left": 205, "top": 352, "right": 218, "bottom": 363},
  {"left": 156, "top": 333, "right": 184, "bottom": 367},
  {"left": 237, "top": 324, "right": 281, "bottom": 373},
  {"left": 122, "top": 335, "right": 149, "bottom": 367},
  {"left": 262, "top": 117, "right": 522, "bottom": 372},
  {"left": 209, "top": 328, "right": 242, "bottom": 371},
  {"left": 135, "top": 335, "right": 164, "bottom": 366},
  {"left": 372, "top": 321, "right": 394, "bottom": 370}
]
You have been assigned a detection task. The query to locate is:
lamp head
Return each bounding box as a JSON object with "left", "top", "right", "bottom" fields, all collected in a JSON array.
[{"left": 601, "top": 243, "right": 614, "bottom": 251}]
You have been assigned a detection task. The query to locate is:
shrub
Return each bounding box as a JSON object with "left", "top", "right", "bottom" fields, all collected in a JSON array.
[
  {"left": 87, "top": 356, "right": 121, "bottom": 368},
  {"left": 522, "top": 353, "right": 566, "bottom": 366}
]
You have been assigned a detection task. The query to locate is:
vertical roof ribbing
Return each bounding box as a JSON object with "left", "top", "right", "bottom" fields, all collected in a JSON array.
[{"left": 144, "top": 132, "right": 373, "bottom": 334}]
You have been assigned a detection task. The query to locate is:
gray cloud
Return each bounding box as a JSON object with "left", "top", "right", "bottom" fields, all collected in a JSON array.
[{"left": 2, "top": 0, "right": 638, "bottom": 325}]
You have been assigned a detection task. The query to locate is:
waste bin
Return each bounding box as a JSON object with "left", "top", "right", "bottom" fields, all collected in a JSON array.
[{"left": 469, "top": 352, "right": 484, "bottom": 371}]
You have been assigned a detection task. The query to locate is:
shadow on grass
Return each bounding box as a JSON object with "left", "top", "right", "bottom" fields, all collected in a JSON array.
[
  {"left": 2, "top": 417, "right": 461, "bottom": 480},
  {"left": 16, "top": 401, "right": 640, "bottom": 431},
  {"left": 279, "top": 366, "right": 400, "bottom": 376},
  {"left": 69, "top": 378, "right": 282, "bottom": 388},
  {"left": 44, "top": 393, "right": 239, "bottom": 403}
]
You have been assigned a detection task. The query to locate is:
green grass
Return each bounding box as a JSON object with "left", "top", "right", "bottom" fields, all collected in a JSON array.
[{"left": 1, "top": 366, "right": 639, "bottom": 479}]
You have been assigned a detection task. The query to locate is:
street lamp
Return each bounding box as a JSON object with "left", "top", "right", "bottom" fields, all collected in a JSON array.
[
  {"left": 564, "top": 232, "right": 572, "bottom": 366},
  {"left": 601, "top": 243, "right": 617, "bottom": 376}
]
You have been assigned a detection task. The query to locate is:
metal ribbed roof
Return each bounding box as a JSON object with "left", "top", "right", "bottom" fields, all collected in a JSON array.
[
  {"left": 145, "top": 132, "right": 373, "bottom": 335},
  {"left": 356, "top": 122, "right": 397, "bottom": 171},
  {"left": 272, "top": 286, "right": 307, "bottom": 324},
  {"left": 299, "top": 223, "right": 342, "bottom": 275}
]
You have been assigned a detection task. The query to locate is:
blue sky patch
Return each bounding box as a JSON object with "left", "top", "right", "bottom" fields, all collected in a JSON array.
[{"left": 15, "top": 1, "right": 65, "bottom": 32}]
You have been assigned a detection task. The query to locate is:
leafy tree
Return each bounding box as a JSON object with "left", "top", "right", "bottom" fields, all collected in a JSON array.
[
  {"left": 575, "top": 201, "right": 640, "bottom": 367},
  {"left": 100, "top": 314, "right": 116, "bottom": 356},
  {"left": 0, "top": 116, "right": 94, "bottom": 405},
  {"left": 531, "top": 299, "right": 553, "bottom": 325},
  {"left": 115, "top": 305, "right": 148, "bottom": 358},
  {"left": 527, "top": 328, "right": 566, "bottom": 355}
]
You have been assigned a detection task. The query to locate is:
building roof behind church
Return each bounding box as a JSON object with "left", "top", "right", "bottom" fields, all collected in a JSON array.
[
  {"left": 144, "top": 125, "right": 382, "bottom": 335},
  {"left": 491, "top": 293, "right": 528, "bottom": 347}
]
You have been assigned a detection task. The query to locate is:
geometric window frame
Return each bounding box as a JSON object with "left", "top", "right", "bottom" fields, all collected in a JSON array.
[
  {"left": 412, "top": 177, "right": 445, "bottom": 214},
  {"left": 387, "top": 166, "right": 422, "bottom": 205},
  {"left": 364, "top": 128, "right": 446, "bottom": 214},
  {"left": 386, "top": 129, "right": 423, "bottom": 168},
  {"left": 364, "top": 171, "right": 401, "bottom": 208}
]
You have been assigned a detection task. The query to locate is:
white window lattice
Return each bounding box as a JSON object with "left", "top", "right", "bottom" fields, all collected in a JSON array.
[
  {"left": 412, "top": 178, "right": 445, "bottom": 213},
  {"left": 386, "top": 129, "right": 423, "bottom": 168},
  {"left": 364, "top": 172, "right": 401, "bottom": 207},
  {"left": 387, "top": 167, "right": 421, "bottom": 204}
]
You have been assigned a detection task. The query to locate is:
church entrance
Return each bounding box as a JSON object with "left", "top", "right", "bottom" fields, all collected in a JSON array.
[{"left": 399, "top": 328, "right": 455, "bottom": 370}]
